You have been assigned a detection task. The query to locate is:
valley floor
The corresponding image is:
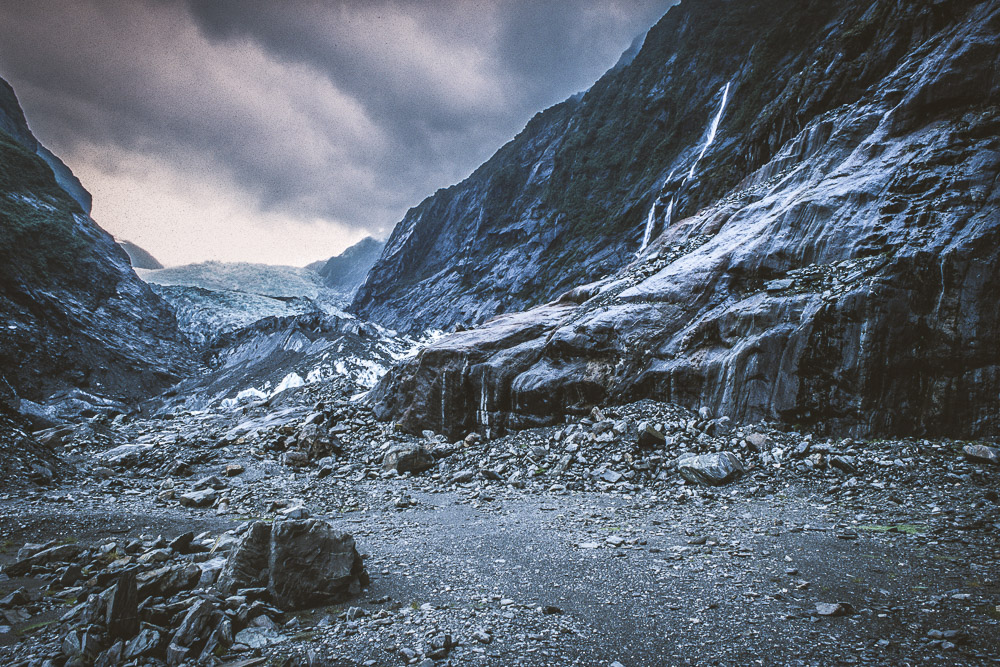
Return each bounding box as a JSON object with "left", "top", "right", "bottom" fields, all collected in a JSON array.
[{"left": 1, "top": 391, "right": 997, "bottom": 666}]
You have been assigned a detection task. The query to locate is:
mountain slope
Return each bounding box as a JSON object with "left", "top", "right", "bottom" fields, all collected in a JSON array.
[
  {"left": 369, "top": 0, "right": 1000, "bottom": 439},
  {"left": 0, "top": 75, "right": 187, "bottom": 422},
  {"left": 117, "top": 239, "right": 164, "bottom": 269},
  {"left": 354, "top": 0, "right": 971, "bottom": 334},
  {"left": 316, "top": 236, "right": 384, "bottom": 295}
]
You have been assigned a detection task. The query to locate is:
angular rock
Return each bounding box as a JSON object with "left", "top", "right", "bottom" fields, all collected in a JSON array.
[
  {"left": 178, "top": 488, "right": 217, "bottom": 508},
  {"left": 199, "top": 616, "right": 233, "bottom": 661},
  {"left": 4, "top": 543, "right": 84, "bottom": 577},
  {"left": 136, "top": 563, "right": 200, "bottom": 600},
  {"left": 233, "top": 626, "right": 286, "bottom": 649},
  {"left": 94, "top": 641, "right": 124, "bottom": 667},
  {"left": 106, "top": 569, "right": 139, "bottom": 639},
  {"left": 677, "top": 452, "right": 745, "bottom": 486},
  {"left": 171, "top": 598, "right": 217, "bottom": 648},
  {"left": 217, "top": 521, "right": 271, "bottom": 595},
  {"left": 123, "top": 628, "right": 162, "bottom": 661},
  {"left": 449, "top": 469, "right": 475, "bottom": 485},
  {"left": 382, "top": 443, "right": 434, "bottom": 475},
  {"left": 829, "top": 455, "right": 858, "bottom": 474},
  {"left": 636, "top": 425, "right": 666, "bottom": 451},
  {"left": 815, "top": 602, "right": 855, "bottom": 617},
  {"left": 297, "top": 423, "right": 343, "bottom": 460},
  {"left": 963, "top": 444, "right": 999, "bottom": 465},
  {"left": 267, "top": 519, "right": 368, "bottom": 610}
]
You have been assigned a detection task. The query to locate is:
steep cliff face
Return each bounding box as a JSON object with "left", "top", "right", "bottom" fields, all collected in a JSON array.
[
  {"left": 370, "top": 0, "right": 1000, "bottom": 440},
  {"left": 354, "top": 0, "right": 977, "bottom": 334},
  {"left": 0, "top": 76, "right": 187, "bottom": 421}
]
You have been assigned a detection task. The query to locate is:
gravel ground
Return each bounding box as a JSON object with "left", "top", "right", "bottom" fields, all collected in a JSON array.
[{"left": 0, "top": 391, "right": 997, "bottom": 666}]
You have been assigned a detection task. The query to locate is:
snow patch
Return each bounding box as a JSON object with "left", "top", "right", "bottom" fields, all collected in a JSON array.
[
  {"left": 220, "top": 387, "right": 268, "bottom": 410},
  {"left": 272, "top": 372, "right": 305, "bottom": 395}
]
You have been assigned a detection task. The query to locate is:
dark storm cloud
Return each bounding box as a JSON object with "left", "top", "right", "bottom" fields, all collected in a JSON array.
[{"left": 0, "top": 0, "right": 673, "bottom": 264}]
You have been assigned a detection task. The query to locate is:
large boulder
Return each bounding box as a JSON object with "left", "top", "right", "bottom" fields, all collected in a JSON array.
[
  {"left": 268, "top": 519, "right": 368, "bottom": 610},
  {"left": 963, "top": 444, "right": 999, "bottom": 465},
  {"left": 382, "top": 443, "right": 434, "bottom": 475},
  {"left": 216, "top": 521, "right": 271, "bottom": 595},
  {"left": 677, "top": 452, "right": 745, "bottom": 486}
]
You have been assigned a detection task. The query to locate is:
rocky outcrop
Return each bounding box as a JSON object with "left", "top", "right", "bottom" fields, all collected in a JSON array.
[
  {"left": 370, "top": 0, "right": 1000, "bottom": 439},
  {"left": 0, "top": 75, "right": 187, "bottom": 418}
]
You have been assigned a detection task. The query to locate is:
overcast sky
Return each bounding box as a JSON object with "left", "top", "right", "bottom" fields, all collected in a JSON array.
[{"left": 0, "top": 0, "right": 672, "bottom": 267}]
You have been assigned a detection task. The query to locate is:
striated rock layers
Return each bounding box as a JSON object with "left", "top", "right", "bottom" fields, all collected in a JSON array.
[{"left": 370, "top": 0, "right": 1000, "bottom": 440}]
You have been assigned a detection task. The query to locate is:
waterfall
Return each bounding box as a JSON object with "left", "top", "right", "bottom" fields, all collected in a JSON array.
[
  {"left": 687, "top": 81, "right": 731, "bottom": 180},
  {"left": 638, "top": 198, "right": 659, "bottom": 253}
]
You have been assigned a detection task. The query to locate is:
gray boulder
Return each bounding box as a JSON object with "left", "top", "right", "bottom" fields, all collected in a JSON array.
[
  {"left": 963, "top": 444, "right": 999, "bottom": 465},
  {"left": 217, "top": 522, "right": 271, "bottom": 595},
  {"left": 382, "top": 443, "right": 434, "bottom": 475},
  {"left": 268, "top": 519, "right": 368, "bottom": 610},
  {"left": 677, "top": 452, "right": 745, "bottom": 486}
]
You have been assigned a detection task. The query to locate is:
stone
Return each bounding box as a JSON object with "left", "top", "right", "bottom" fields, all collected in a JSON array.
[
  {"left": 636, "top": 425, "right": 666, "bottom": 451},
  {"left": 449, "top": 469, "right": 475, "bottom": 484},
  {"left": 123, "top": 628, "right": 162, "bottom": 660},
  {"left": 106, "top": 569, "right": 139, "bottom": 639},
  {"left": 217, "top": 521, "right": 272, "bottom": 595},
  {"left": 199, "top": 616, "right": 234, "bottom": 660},
  {"left": 815, "top": 602, "right": 855, "bottom": 617},
  {"left": 94, "top": 641, "right": 124, "bottom": 667},
  {"left": 601, "top": 469, "right": 623, "bottom": 484},
  {"left": 963, "top": 444, "right": 1000, "bottom": 465},
  {"left": 165, "top": 642, "right": 190, "bottom": 666},
  {"left": 282, "top": 450, "right": 310, "bottom": 467},
  {"left": 136, "top": 564, "right": 201, "bottom": 599},
  {"left": 225, "top": 464, "right": 244, "bottom": 476},
  {"left": 297, "top": 423, "right": 343, "bottom": 459},
  {"left": 280, "top": 505, "right": 310, "bottom": 520},
  {"left": 830, "top": 456, "right": 858, "bottom": 474},
  {"left": 677, "top": 452, "right": 745, "bottom": 486},
  {"left": 233, "top": 626, "right": 286, "bottom": 649},
  {"left": 268, "top": 519, "right": 368, "bottom": 610},
  {"left": 171, "top": 599, "right": 217, "bottom": 648},
  {"left": 382, "top": 444, "right": 434, "bottom": 475},
  {"left": 745, "top": 433, "right": 770, "bottom": 450},
  {"left": 168, "top": 531, "right": 195, "bottom": 553},
  {"left": 178, "top": 488, "right": 217, "bottom": 508},
  {"left": 4, "top": 543, "right": 84, "bottom": 577}
]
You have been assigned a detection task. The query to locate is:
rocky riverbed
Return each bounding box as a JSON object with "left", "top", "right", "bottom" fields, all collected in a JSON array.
[{"left": 1, "top": 382, "right": 998, "bottom": 666}]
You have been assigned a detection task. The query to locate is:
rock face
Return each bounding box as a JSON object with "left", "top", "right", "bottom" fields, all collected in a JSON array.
[
  {"left": 369, "top": 0, "right": 1000, "bottom": 440},
  {"left": 0, "top": 75, "right": 187, "bottom": 419},
  {"left": 316, "top": 236, "right": 384, "bottom": 295}
]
